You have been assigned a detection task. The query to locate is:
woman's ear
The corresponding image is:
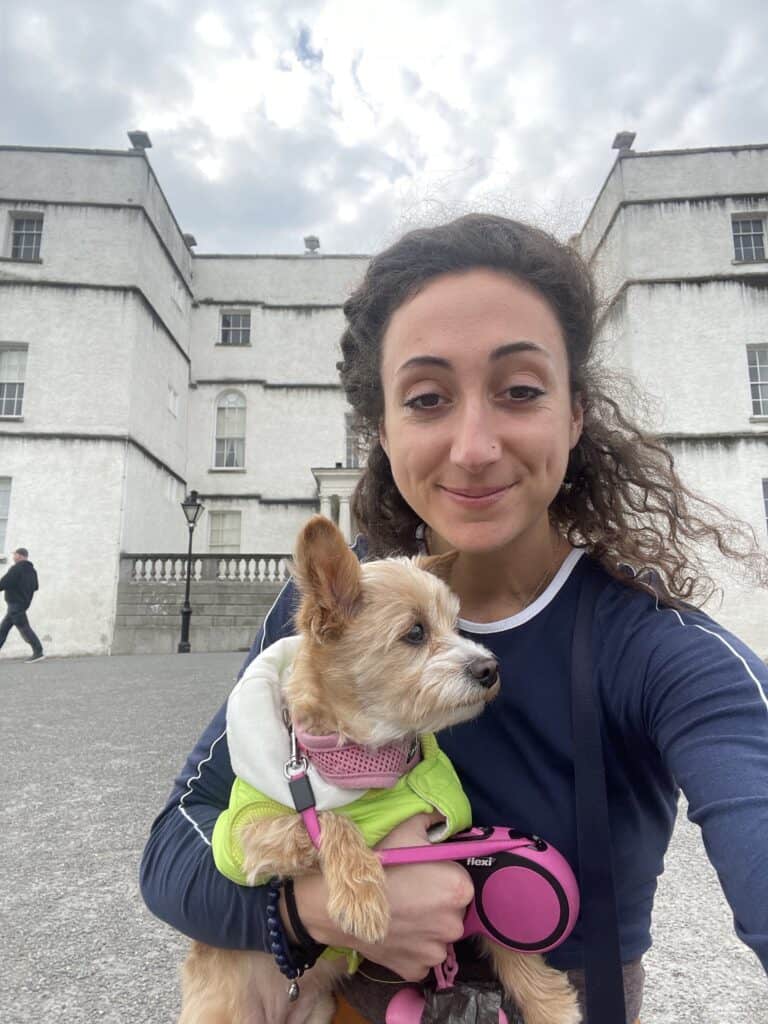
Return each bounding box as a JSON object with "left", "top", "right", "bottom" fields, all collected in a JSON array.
[{"left": 378, "top": 420, "right": 389, "bottom": 456}]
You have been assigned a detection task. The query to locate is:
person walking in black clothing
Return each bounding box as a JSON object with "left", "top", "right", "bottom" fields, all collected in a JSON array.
[{"left": 0, "top": 547, "right": 44, "bottom": 662}]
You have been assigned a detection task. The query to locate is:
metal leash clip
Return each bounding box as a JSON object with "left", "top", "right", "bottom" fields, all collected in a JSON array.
[{"left": 282, "top": 707, "right": 309, "bottom": 780}]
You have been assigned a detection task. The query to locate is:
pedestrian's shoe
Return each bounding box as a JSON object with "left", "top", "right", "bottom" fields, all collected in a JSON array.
[{"left": 25, "top": 652, "right": 45, "bottom": 663}]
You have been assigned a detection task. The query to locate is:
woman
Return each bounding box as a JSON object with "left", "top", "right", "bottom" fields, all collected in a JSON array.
[{"left": 140, "top": 214, "right": 768, "bottom": 1023}]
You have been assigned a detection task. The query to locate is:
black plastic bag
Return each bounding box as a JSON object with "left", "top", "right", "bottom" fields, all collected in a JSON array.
[{"left": 420, "top": 981, "right": 517, "bottom": 1023}]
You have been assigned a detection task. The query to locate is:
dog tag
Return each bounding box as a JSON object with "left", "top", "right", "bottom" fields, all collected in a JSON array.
[{"left": 288, "top": 772, "right": 316, "bottom": 812}]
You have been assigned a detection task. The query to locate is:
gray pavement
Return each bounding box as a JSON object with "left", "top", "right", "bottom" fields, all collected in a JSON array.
[{"left": 2, "top": 652, "right": 766, "bottom": 1024}]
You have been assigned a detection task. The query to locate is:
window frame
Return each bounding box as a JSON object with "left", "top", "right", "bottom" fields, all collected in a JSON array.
[
  {"left": 218, "top": 309, "right": 252, "bottom": 346},
  {"left": 732, "top": 215, "right": 766, "bottom": 264},
  {"left": 208, "top": 509, "right": 242, "bottom": 553},
  {"left": 747, "top": 345, "right": 768, "bottom": 418},
  {"left": 9, "top": 212, "right": 44, "bottom": 261},
  {"left": 0, "top": 344, "right": 28, "bottom": 419},
  {"left": 345, "top": 412, "right": 362, "bottom": 469},
  {"left": 213, "top": 390, "right": 246, "bottom": 469}
]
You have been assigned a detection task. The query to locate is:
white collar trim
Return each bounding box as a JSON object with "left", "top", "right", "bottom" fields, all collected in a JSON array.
[{"left": 457, "top": 548, "right": 586, "bottom": 634}]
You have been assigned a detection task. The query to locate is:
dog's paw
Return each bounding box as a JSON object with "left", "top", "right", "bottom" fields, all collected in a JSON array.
[
  {"left": 327, "top": 877, "right": 390, "bottom": 944},
  {"left": 519, "top": 981, "right": 581, "bottom": 1024}
]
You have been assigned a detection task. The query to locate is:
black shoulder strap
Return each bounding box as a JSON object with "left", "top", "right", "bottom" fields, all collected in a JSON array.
[{"left": 571, "top": 560, "right": 627, "bottom": 1023}]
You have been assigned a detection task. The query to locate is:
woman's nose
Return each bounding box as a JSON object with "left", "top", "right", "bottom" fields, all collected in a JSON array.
[{"left": 449, "top": 403, "right": 502, "bottom": 471}]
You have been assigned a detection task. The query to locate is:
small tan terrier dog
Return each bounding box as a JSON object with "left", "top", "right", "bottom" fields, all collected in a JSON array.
[{"left": 179, "top": 515, "right": 580, "bottom": 1024}]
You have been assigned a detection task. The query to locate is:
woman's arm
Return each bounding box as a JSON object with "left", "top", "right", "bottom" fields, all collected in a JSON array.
[
  {"left": 643, "top": 611, "right": 768, "bottom": 972},
  {"left": 139, "top": 701, "right": 275, "bottom": 947},
  {"left": 139, "top": 579, "right": 298, "bottom": 947}
]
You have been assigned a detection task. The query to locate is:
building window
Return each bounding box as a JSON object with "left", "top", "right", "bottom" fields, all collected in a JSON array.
[
  {"left": 0, "top": 478, "right": 10, "bottom": 551},
  {"left": 733, "top": 218, "right": 766, "bottom": 262},
  {"left": 214, "top": 391, "right": 246, "bottom": 467},
  {"left": 0, "top": 346, "right": 27, "bottom": 417},
  {"left": 747, "top": 346, "right": 768, "bottom": 416},
  {"left": 345, "top": 413, "right": 362, "bottom": 468},
  {"left": 220, "top": 310, "right": 251, "bottom": 346},
  {"left": 10, "top": 214, "right": 43, "bottom": 261},
  {"left": 209, "top": 511, "right": 242, "bottom": 552}
]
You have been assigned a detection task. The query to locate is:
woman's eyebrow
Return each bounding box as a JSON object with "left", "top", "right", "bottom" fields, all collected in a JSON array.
[
  {"left": 396, "top": 354, "right": 451, "bottom": 375},
  {"left": 490, "top": 341, "right": 551, "bottom": 361},
  {"left": 397, "top": 341, "right": 550, "bottom": 375}
]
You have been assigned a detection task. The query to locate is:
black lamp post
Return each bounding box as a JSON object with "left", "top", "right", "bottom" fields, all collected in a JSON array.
[{"left": 178, "top": 489, "right": 204, "bottom": 653}]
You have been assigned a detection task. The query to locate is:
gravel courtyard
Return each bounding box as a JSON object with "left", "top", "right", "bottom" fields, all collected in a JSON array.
[{"left": 2, "top": 652, "right": 766, "bottom": 1023}]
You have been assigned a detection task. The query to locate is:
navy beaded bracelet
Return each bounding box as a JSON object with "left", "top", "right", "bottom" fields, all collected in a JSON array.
[{"left": 265, "top": 877, "right": 321, "bottom": 1000}]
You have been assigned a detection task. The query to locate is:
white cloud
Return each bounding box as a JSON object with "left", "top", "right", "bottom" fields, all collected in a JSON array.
[
  {"left": 2, "top": 0, "right": 767, "bottom": 252},
  {"left": 194, "top": 11, "right": 234, "bottom": 48}
]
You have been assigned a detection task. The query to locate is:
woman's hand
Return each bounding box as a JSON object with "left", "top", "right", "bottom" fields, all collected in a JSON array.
[{"left": 288, "top": 813, "right": 473, "bottom": 981}]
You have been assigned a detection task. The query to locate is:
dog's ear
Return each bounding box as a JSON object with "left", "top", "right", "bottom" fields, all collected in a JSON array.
[
  {"left": 414, "top": 550, "right": 459, "bottom": 583},
  {"left": 292, "top": 515, "right": 362, "bottom": 642}
]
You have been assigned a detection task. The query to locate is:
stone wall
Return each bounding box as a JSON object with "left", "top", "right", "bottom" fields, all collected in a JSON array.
[{"left": 111, "top": 554, "right": 290, "bottom": 654}]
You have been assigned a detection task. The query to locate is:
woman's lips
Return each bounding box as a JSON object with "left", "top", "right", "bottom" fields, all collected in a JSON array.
[{"left": 439, "top": 484, "right": 512, "bottom": 508}]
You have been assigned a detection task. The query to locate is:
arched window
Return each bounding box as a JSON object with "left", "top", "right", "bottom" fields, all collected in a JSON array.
[{"left": 214, "top": 391, "right": 246, "bottom": 468}]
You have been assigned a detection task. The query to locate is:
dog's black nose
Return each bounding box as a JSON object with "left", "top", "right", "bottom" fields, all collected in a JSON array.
[{"left": 468, "top": 657, "right": 499, "bottom": 688}]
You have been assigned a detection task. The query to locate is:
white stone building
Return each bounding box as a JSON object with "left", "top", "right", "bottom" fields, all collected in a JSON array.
[
  {"left": 1, "top": 137, "right": 766, "bottom": 656},
  {"left": 576, "top": 138, "right": 768, "bottom": 651},
  {"left": 0, "top": 142, "right": 365, "bottom": 656}
]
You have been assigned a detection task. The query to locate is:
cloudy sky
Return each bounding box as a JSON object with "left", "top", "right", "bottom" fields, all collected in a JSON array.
[{"left": 2, "top": 0, "right": 767, "bottom": 254}]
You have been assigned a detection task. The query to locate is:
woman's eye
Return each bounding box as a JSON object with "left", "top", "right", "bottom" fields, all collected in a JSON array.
[
  {"left": 404, "top": 393, "right": 445, "bottom": 411},
  {"left": 404, "top": 623, "right": 426, "bottom": 644},
  {"left": 504, "top": 385, "right": 544, "bottom": 402}
]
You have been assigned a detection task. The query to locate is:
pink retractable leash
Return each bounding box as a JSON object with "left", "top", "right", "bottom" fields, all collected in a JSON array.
[
  {"left": 377, "top": 825, "right": 578, "bottom": 1024},
  {"left": 285, "top": 743, "right": 579, "bottom": 1024}
]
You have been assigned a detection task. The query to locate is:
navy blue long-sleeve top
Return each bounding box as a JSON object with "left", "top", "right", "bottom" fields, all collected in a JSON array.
[{"left": 139, "top": 551, "right": 768, "bottom": 972}]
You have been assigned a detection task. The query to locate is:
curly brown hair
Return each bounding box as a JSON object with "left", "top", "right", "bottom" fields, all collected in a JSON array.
[{"left": 338, "top": 213, "right": 764, "bottom": 606}]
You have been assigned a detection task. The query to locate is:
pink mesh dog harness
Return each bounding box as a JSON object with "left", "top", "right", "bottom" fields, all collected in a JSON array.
[{"left": 293, "top": 723, "right": 421, "bottom": 789}]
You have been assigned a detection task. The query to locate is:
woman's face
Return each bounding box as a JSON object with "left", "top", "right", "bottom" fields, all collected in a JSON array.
[{"left": 379, "top": 268, "right": 583, "bottom": 556}]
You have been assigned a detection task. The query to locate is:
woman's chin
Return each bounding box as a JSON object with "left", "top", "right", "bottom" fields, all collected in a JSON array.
[{"left": 436, "top": 523, "right": 521, "bottom": 556}]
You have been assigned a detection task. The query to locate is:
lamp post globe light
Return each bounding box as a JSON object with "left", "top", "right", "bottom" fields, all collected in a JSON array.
[{"left": 178, "top": 489, "right": 204, "bottom": 654}]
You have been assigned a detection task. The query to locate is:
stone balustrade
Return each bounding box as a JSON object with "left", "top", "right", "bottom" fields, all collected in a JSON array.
[
  {"left": 113, "top": 552, "right": 291, "bottom": 655},
  {"left": 124, "top": 553, "right": 292, "bottom": 585}
]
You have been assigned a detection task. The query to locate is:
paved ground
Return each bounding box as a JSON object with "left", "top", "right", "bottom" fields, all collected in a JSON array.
[{"left": 2, "top": 652, "right": 766, "bottom": 1023}]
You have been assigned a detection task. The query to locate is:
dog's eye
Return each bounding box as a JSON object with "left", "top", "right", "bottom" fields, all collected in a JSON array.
[{"left": 404, "top": 623, "right": 426, "bottom": 644}]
